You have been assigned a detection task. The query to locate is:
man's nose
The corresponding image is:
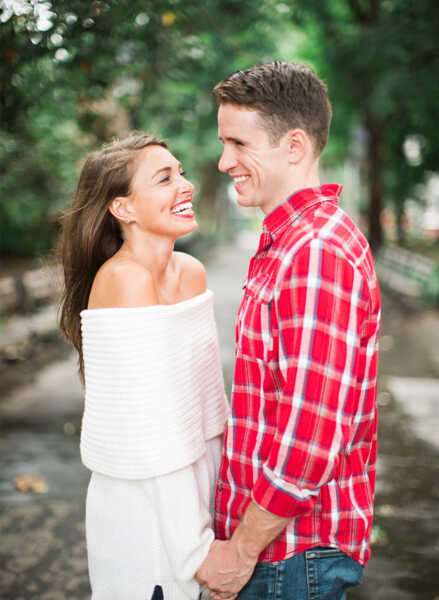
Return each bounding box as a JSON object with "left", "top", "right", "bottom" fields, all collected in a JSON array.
[{"left": 218, "top": 147, "right": 237, "bottom": 173}]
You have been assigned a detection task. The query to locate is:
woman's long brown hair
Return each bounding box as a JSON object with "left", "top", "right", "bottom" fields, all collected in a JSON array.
[{"left": 58, "top": 133, "right": 167, "bottom": 381}]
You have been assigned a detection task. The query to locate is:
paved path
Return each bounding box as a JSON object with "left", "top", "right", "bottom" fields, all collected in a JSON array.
[{"left": 1, "top": 233, "right": 439, "bottom": 599}]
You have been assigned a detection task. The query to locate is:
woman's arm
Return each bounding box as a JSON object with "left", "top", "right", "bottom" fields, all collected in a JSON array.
[
  {"left": 145, "top": 462, "right": 214, "bottom": 583},
  {"left": 88, "top": 260, "right": 158, "bottom": 309}
]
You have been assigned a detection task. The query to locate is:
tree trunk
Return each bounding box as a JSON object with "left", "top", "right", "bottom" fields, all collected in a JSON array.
[
  {"left": 365, "top": 110, "right": 384, "bottom": 251},
  {"left": 395, "top": 200, "right": 406, "bottom": 245},
  {"left": 198, "top": 161, "right": 231, "bottom": 240}
]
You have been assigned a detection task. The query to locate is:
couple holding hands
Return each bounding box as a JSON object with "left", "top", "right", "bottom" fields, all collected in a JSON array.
[{"left": 59, "top": 62, "right": 380, "bottom": 600}]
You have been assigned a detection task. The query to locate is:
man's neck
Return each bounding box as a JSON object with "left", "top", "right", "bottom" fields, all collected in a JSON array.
[{"left": 261, "top": 167, "right": 321, "bottom": 216}]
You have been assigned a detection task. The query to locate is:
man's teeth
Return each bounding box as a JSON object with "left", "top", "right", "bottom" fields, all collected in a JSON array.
[
  {"left": 171, "top": 202, "right": 193, "bottom": 215},
  {"left": 234, "top": 176, "right": 249, "bottom": 184}
]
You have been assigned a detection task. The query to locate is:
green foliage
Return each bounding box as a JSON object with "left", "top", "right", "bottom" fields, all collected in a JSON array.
[
  {"left": 0, "top": 0, "right": 288, "bottom": 256},
  {"left": 291, "top": 0, "right": 439, "bottom": 246},
  {"left": 2, "top": 0, "right": 438, "bottom": 255}
]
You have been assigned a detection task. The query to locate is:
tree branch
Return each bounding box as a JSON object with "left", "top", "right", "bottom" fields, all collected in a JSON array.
[
  {"left": 369, "top": 0, "right": 381, "bottom": 23},
  {"left": 347, "top": 0, "right": 369, "bottom": 23}
]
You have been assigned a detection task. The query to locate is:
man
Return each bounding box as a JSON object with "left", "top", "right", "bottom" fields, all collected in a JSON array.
[{"left": 196, "top": 62, "right": 381, "bottom": 600}]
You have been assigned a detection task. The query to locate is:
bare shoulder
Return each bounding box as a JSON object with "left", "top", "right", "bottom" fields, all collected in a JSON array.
[
  {"left": 174, "top": 251, "right": 207, "bottom": 296},
  {"left": 88, "top": 257, "right": 158, "bottom": 309}
]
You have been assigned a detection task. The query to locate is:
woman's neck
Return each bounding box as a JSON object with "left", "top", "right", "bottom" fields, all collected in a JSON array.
[{"left": 119, "top": 231, "right": 175, "bottom": 282}]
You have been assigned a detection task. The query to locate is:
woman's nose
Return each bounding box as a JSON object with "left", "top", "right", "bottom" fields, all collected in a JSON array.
[{"left": 180, "top": 176, "right": 194, "bottom": 194}]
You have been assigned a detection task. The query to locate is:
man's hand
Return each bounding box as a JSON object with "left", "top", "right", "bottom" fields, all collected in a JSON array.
[
  {"left": 196, "top": 539, "right": 257, "bottom": 598},
  {"left": 197, "top": 501, "right": 289, "bottom": 598}
]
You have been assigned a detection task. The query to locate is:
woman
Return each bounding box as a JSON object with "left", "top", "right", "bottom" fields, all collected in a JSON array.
[{"left": 59, "top": 133, "right": 228, "bottom": 600}]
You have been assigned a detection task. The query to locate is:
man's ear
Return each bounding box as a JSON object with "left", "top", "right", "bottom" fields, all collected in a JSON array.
[
  {"left": 285, "top": 129, "right": 309, "bottom": 165},
  {"left": 108, "top": 196, "right": 136, "bottom": 224}
]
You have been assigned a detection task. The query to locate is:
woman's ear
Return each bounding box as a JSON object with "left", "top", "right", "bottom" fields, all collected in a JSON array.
[
  {"left": 108, "top": 196, "right": 136, "bottom": 225},
  {"left": 285, "top": 128, "right": 309, "bottom": 165}
]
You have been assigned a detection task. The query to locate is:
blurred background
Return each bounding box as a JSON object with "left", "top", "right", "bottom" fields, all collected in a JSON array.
[{"left": 1, "top": 1, "right": 439, "bottom": 598}]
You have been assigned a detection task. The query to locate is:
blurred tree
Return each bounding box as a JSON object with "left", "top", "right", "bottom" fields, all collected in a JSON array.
[
  {"left": 0, "top": 0, "right": 287, "bottom": 257},
  {"left": 292, "top": 0, "right": 439, "bottom": 249}
]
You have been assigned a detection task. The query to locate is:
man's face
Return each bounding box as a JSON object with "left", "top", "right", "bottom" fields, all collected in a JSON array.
[{"left": 217, "top": 103, "right": 290, "bottom": 214}]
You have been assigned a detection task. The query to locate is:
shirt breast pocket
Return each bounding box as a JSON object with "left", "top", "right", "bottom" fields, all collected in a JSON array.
[{"left": 236, "top": 273, "right": 274, "bottom": 361}]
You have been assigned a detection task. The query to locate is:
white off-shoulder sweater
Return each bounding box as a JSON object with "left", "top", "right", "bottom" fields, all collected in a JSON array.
[{"left": 80, "top": 290, "right": 226, "bottom": 600}]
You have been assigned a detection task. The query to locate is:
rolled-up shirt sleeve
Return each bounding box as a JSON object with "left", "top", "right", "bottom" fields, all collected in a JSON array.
[{"left": 252, "top": 238, "right": 369, "bottom": 518}]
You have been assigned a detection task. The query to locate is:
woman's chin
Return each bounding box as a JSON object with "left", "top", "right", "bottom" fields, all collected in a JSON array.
[{"left": 175, "top": 218, "right": 198, "bottom": 239}]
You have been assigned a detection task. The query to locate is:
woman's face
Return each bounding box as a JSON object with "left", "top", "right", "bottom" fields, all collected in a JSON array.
[{"left": 127, "top": 145, "right": 197, "bottom": 239}]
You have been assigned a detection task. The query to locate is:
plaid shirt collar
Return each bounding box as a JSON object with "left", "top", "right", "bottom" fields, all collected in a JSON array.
[{"left": 258, "top": 184, "right": 343, "bottom": 252}]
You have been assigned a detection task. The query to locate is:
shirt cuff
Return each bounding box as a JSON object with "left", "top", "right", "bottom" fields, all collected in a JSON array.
[{"left": 252, "top": 467, "right": 318, "bottom": 519}]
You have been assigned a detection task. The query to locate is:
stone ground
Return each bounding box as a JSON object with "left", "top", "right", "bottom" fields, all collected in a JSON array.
[{"left": 1, "top": 231, "right": 439, "bottom": 599}]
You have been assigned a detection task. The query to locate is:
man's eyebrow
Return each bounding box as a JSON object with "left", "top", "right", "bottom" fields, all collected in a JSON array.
[{"left": 218, "top": 136, "right": 245, "bottom": 144}]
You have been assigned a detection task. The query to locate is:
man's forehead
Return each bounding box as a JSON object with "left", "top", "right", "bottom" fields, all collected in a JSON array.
[
  {"left": 218, "top": 103, "right": 260, "bottom": 120},
  {"left": 218, "top": 104, "right": 264, "bottom": 129},
  {"left": 218, "top": 104, "right": 268, "bottom": 141}
]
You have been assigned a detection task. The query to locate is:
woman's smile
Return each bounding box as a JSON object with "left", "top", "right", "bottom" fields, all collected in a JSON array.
[{"left": 170, "top": 199, "right": 195, "bottom": 219}]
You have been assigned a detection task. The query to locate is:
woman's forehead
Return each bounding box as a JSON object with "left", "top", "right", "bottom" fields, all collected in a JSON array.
[{"left": 134, "top": 145, "right": 179, "bottom": 178}]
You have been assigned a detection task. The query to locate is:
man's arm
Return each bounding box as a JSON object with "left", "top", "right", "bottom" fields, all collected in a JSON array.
[
  {"left": 232, "top": 500, "right": 290, "bottom": 560},
  {"left": 196, "top": 502, "right": 289, "bottom": 597},
  {"left": 251, "top": 239, "right": 368, "bottom": 519}
]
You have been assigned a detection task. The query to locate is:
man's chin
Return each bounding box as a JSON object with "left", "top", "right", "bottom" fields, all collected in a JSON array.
[{"left": 236, "top": 194, "right": 257, "bottom": 208}]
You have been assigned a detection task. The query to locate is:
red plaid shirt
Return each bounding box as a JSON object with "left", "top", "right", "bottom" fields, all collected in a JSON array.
[{"left": 214, "top": 184, "right": 381, "bottom": 566}]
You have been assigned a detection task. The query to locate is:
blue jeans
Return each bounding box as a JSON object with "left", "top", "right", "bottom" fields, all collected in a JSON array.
[{"left": 238, "top": 547, "right": 363, "bottom": 600}]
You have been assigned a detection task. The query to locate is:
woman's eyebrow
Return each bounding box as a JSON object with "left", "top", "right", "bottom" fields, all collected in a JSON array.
[
  {"left": 152, "top": 163, "right": 182, "bottom": 178},
  {"left": 152, "top": 166, "right": 170, "bottom": 178}
]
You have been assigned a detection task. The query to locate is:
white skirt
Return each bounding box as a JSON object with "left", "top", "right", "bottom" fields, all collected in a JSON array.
[{"left": 85, "top": 436, "right": 222, "bottom": 600}]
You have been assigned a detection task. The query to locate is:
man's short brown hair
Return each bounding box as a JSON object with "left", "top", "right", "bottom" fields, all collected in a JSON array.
[{"left": 213, "top": 61, "right": 332, "bottom": 156}]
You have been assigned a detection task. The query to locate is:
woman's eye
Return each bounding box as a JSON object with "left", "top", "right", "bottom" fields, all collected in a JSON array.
[{"left": 159, "top": 170, "right": 186, "bottom": 183}]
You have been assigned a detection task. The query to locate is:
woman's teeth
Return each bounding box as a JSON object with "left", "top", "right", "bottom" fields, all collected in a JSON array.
[
  {"left": 171, "top": 202, "right": 193, "bottom": 215},
  {"left": 234, "top": 175, "right": 249, "bottom": 184}
]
